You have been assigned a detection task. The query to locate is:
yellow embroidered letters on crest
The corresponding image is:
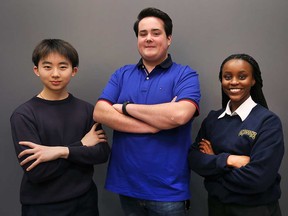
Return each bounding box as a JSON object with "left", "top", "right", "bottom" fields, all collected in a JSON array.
[{"left": 238, "top": 129, "right": 257, "bottom": 140}]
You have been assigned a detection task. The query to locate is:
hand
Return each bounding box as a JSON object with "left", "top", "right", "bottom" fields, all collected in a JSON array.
[
  {"left": 81, "top": 123, "right": 108, "bottom": 147},
  {"left": 227, "top": 155, "right": 250, "bottom": 168},
  {"left": 18, "top": 141, "right": 69, "bottom": 171},
  {"left": 198, "top": 139, "right": 215, "bottom": 155}
]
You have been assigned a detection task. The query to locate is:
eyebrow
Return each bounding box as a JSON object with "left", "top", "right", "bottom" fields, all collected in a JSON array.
[
  {"left": 41, "top": 61, "right": 69, "bottom": 65},
  {"left": 139, "top": 28, "right": 162, "bottom": 33},
  {"left": 223, "top": 70, "right": 248, "bottom": 73}
]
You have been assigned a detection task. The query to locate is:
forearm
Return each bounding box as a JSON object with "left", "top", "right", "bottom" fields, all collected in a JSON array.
[
  {"left": 54, "top": 146, "right": 69, "bottom": 159},
  {"left": 12, "top": 136, "right": 70, "bottom": 183},
  {"left": 189, "top": 144, "right": 231, "bottom": 177},
  {"left": 221, "top": 164, "right": 273, "bottom": 194},
  {"left": 18, "top": 142, "right": 70, "bottom": 171},
  {"left": 19, "top": 156, "right": 70, "bottom": 183},
  {"left": 94, "top": 101, "right": 159, "bottom": 133},
  {"left": 123, "top": 100, "right": 197, "bottom": 130},
  {"left": 68, "top": 142, "right": 111, "bottom": 165},
  {"left": 222, "top": 152, "right": 283, "bottom": 194},
  {"left": 222, "top": 124, "right": 284, "bottom": 194}
]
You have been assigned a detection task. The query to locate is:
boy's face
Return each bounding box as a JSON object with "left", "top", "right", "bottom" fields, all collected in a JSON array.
[
  {"left": 33, "top": 52, "right": 78, "bottom": 95},
  {"left": 137, "top": 16, "right": 172, "bottom": 66}
]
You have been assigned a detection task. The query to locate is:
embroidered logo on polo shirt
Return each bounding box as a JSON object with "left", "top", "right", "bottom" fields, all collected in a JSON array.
[{"left": 238, "top": 129, "right": 257, "bottom": 140}]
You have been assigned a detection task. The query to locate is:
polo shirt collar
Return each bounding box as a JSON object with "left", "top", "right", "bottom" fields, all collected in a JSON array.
[
  {"left": 137, "top": 54, "right": 173, "bottom": 69},
  {"left": 218, "top": 96, "right": 257, "bottom": 121}
]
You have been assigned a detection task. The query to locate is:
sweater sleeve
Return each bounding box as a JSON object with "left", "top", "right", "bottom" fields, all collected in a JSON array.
[
  {"left": 189, "top": 145, "right": 231, "bottom": 177},
  {"left": 10, "top": 113, "right": 70, "bottom": 184},
  {"left": 65, "top": 117, "right": 111, "bottom": 165},
  {"left": 189, "top": 114, "right": 232, "bottom": 177},
  {"left": 67, "top": 141, "right": 110, "bottom": 165},
  {"left": 220, "top": 114, "right": 284, "bottom": 194}
]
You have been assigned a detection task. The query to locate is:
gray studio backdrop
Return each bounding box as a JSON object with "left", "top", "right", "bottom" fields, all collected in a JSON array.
[{"left": 1, "top": 0, "right": 287, "bottom": 215}]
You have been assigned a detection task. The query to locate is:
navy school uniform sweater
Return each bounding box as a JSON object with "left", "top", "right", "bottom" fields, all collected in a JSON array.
[{"left": 189, "top": 104, "right": 284, "bottom": 206}]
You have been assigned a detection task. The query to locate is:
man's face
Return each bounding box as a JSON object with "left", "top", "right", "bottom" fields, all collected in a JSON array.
[{"left": 137, "top": 16, "right": 172, "bottom": 66}]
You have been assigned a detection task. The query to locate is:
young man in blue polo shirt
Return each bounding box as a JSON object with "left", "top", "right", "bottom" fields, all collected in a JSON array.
[{"left": 94, "top": 7, "right": 201, "bottom": 216}]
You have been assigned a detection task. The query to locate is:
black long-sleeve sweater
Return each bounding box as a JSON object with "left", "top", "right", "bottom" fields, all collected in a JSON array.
[{"left": 10, "top": 94, "right": 110, "bottom": 205}]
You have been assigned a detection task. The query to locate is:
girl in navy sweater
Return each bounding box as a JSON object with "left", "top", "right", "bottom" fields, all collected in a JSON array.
[{"left": 189, "top": 54, "right": 284, "bottom": 216}]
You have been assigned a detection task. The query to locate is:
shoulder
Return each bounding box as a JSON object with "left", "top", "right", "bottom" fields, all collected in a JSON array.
[
  {"left": 207, "top": 109, "right": 224, "bottom": 118},
  {"left": 109, "top": 64, "right": 139, "bottom": 80},
  {"left": 171, "top": 62, "right": 197, "bottom": 74},
  {"left": 252, "top": 105, "right": 280, "bottom": 120},
  {"left": 250, "top": 105, "right": 282, "bottom": 127},
  {"left": 11, "top": 97, "right": 37, "bottom": 116},
  {"left": 10, "top": 97, "right": 39, "bottom": 123},
  {"left": 169, "top": 63, "right": 199, "bottom": 85},
  {"left": 69, "top": 94, "right": 94, "bottom": 109},
  {"left": 115, "top": 64, "right": 138, "bottom": 73},
  {"left": 200, "top": 108, "right": 224, "bottom": 126}
]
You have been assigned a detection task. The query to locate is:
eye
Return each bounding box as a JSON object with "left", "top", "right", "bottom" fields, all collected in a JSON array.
[
  {"left": 139, "top": 32, "right": 147, "bottom": 37},
  {"left": 152, "top": 31, "right": 161, "bottom": 36},
  {"left": 43, "top": 65, "right": 51, "bottom": 70},
  {"left": 223, "top": 74, "right": 232, "bottom": 80},
  {"left": 60, "top": 66, "right": 68, "bottom": 70},
  {"left": 239, "top": 74, "right": 247, "bottom": 80}
]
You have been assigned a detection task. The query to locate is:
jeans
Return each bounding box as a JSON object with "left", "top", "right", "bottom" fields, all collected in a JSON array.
[{"left": 119, "top": 195, "right": 189, "bottom": 216}]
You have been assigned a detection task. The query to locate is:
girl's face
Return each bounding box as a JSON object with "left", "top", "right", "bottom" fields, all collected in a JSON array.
[{"left": 221, "top": 59, "right": 255, "bottom": 112}]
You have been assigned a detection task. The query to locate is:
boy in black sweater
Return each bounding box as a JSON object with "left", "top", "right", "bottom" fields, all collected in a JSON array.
[{"left": 10, "top": 39, "right": 110, "bottom": 216}]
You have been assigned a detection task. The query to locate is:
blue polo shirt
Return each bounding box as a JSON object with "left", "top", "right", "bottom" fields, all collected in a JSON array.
[{"left": 99, "top": 55, "right": 201, "bottom": 201}]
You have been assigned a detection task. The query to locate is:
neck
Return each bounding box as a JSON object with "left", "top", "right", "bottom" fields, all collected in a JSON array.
[
  {"left": 38, "top": 90, "right": 69, "bottom": 101},
  {"left": 142, "top": 54, "right": 168, "bottom": 73}
]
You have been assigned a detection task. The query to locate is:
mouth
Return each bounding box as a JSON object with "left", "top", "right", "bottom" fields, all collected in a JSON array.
[
  {"left": 229, "top": 88, "right": 242, "bottom": 93},
  {"left": 51, "top": 81, "right": 61, "bottom": 85},
  {"left": 230, "top": 88, "right": 241, "bottom": 91}
]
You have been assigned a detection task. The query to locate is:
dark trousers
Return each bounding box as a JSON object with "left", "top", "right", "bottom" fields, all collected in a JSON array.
[
  {"left": 208, "top": 197, "right": 282, "bottom": 216},
  {"left": 22, "top": 183, "right": 99, "bottom": 216}
]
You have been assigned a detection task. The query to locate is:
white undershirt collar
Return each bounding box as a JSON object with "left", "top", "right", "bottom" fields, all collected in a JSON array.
[{"left": 218, "top": 96, "right": 257, "bottom": 121}]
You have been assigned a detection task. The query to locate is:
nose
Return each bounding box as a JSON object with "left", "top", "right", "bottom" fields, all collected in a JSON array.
[
  {"left": 230, "top": 77, "right": 239, "bottom": 85},
  {"left": 146, "top": 34, "right": 153, "bottom": 42},
  {"left": 51, "top": 68, "right": 60, "bottom": 77}
]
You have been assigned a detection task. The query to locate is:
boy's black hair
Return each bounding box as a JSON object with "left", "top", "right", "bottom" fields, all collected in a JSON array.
[
  {"left": 32, "top": 39, "right": 79, "bottom": 67},
  {"left": 219, "top": 53, "right": 268, "bottom": 109},
  {"left": 133, "top": 7, "right": 173, "bottom": 37}
]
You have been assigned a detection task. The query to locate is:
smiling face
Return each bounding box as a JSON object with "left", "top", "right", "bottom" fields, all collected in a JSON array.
[
  {"left": 33, "top": 52, "right": 78, "bottom": 99},
  {"left": 137, "top": 16, "right": 172, "bottom": 67},
  {"left": 221, "top": 59, "right": 256, "bottom": 112}
]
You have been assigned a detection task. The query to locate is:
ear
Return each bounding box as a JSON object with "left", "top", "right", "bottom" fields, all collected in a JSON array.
[
  {"left": 33, "top": 66, "right": 40, "bottom": 76},
  {"left": 72, "top": 67, "right": 78, "bottom": 77},
  {"left": 252, "top": 78, "right": 256, "bottom": 87},
  {"left": 167, "top": 35, "right": 172, "bottom": 46}
]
